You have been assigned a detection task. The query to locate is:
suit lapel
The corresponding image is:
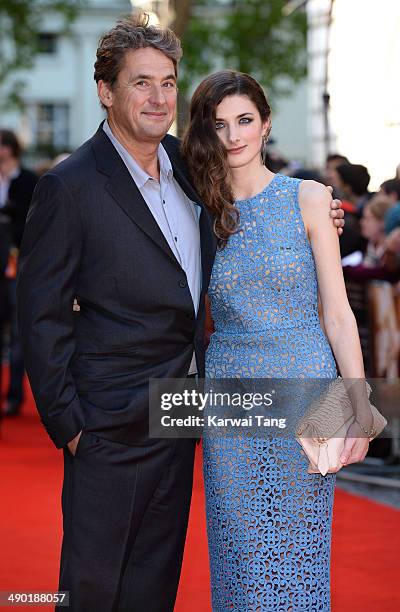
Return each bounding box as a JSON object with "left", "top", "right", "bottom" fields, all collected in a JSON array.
[
  {"left": 91, "top": 126, "right": 181, "bottom": 268},
  {"left": 169, "top": 155, "right": 218, "bottom": 303},
  {"left": 91, "top": 124, "right": 218, "bottom": 294},
  {"left": 105, "top": 165, "right": 181, "bottom": 267}
]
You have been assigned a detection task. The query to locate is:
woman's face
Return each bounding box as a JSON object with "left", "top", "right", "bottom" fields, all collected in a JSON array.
[
  {"left": 214, "top": 94, "right": 270, "bottom": 169},
  {"left": 361, "top": 206, "right": 384, "bottom": 242}
]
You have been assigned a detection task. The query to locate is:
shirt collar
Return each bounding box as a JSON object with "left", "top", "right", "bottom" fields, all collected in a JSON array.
[
  {"left": 103, "top": 119, "right": 173, "bottom": 188},
  {"left": 158, "top": 141, "right": 173, "bottom": 182}
]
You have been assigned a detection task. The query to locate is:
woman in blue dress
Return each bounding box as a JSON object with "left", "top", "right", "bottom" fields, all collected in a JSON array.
[{"left": 182, "top": 71, "right": 372, "bottom": 611}]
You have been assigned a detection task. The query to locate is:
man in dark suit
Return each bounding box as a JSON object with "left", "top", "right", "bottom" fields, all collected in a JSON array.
[
  {"left": 17, "top": 15, "right": 215, "bottom": 612},
  {"left": 0, "top": 129, "right": 38, "bottom": 415},
  {"left": 0, "top": 218, "right": 11, "bottom": 406},
  {"left": 17, "top": 14, "right": 344, "bottom": 612},
  {"left": 0, "top": 130, "right": 38, "bottom": 249}
]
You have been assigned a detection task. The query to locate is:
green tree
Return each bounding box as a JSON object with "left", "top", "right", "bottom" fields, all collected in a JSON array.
[
  {"left": 178, "top": 0, "right": 307, "bottom": 98},
  {"left": 0, "top": 0, "right": 85, "bottom": 108},
  {"left": 170, "top": 0, "right": 194, "bottom": 38}
]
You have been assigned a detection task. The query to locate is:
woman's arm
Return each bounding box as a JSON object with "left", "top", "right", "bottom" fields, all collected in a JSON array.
[{"left": 299, "top": 180, "right": 372, "bottom": 466}]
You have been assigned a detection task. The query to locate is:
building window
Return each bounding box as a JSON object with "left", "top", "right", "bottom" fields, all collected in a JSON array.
[
  {"left": 29, "top": 103, "right": 70, "bottom": 153},
  {"left": 38, "top": 33, "right": 58, "bottom": 54}
]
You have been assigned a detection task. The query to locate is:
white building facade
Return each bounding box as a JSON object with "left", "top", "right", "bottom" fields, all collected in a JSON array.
[{"left": 1, "top": 0, "right": 132, "bottom": 157}]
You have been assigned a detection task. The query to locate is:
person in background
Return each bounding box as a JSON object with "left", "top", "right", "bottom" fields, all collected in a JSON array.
[
  {"left": 332, "top": 163, "right": 373, "bottom": 259},
  {"left": 325, "top": 153, "right": 350, "bottom": 197},
  {"left": 0, "top": 215, "right": 11, "bottom": 415},
  {"left": 343, "top": 195, "right": 399, "bottom": 283},
  {"left": 380, "top": 179, "right": 400, "bottom": 205},
  {"left": 0, "top": 130, "right": 38, "bottom": 248},
  {"left": 0, "top": 129, "right": 38, "bottom": 416},
  {"left": 334, "top": 163, "right": 372, "bottom": 214}
]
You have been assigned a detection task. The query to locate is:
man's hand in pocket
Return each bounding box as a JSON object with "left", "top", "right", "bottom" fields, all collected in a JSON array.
[{"left": 67, "top": 431, "right": 82, "bottom": 456}]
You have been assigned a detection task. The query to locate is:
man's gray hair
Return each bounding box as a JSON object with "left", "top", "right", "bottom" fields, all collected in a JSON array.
[{"left": 94, "top": 13, "right": 182, "bottom": 88}]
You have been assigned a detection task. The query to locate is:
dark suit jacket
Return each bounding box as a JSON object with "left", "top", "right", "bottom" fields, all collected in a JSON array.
[
  {"left": 0, "top": 219, "right": 11, "bottom": 319},
  {"left": 17, "top": 125, "right": 216, "bottom": 448},
  {"left": 2, "top": 167, "right": 38, "bottom": 248}
]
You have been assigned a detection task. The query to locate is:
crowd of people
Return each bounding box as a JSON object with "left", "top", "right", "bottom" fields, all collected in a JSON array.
[
  {"left": 326, "top": 156, "right": 400, "bottom": 277},
  {"left": 322, "top": 157, "right": 400, "bottom": 381},
  {"left": 272, "top": 153, "right": 400, "bottom": 283}
]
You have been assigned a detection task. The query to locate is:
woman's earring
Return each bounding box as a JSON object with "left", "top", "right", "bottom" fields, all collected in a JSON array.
[{"left": 261, "top": 135, "right": 268, "bottom": 164}]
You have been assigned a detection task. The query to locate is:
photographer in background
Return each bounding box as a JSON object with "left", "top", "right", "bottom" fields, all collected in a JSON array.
[{"left": 0, "top": 129, "right": 38, "bottom": 416}]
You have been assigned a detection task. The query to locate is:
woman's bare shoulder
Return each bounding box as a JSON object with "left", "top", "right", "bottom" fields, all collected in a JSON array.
[
  {"left": 299, "top": 180, "right": 332, "bottom": 218},
  {"left": 299, "top": 180, "right": 331, "bottom": 204}
]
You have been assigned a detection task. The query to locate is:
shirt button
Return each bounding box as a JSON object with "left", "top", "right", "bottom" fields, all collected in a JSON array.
[{"left": 179, "top": 280, "right": 187, "bottom": 288}]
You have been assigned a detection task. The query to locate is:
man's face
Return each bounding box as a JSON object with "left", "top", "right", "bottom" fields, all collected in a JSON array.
[{"left": 99, "top": 47, "right": 177, "bottom": 145}]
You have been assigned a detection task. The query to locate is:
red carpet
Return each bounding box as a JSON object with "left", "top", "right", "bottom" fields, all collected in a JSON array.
[{"left": 1, "top": 379, "right": 399, "bottom": 611}]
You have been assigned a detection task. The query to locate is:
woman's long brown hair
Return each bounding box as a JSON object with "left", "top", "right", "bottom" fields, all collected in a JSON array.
[{"left": 182, "top": 70, "right": 271, "bottom": 246}]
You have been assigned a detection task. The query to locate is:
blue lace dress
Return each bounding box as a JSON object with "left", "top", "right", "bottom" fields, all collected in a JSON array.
[{"left": 203, "top": 174, "right": 337, "bottom": 611}]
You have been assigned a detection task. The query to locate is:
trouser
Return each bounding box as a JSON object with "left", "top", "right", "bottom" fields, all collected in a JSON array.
[
  {"left": 58, "top": 433, "right": 196, "bottom": 612},
  {"left": 6, "top": 279, "right": 24, "bottom": 406}
]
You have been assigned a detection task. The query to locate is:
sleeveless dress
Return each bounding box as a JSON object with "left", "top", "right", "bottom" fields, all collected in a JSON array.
[{"left": 203, "top": 174, "right": 337, "bottom": 611}]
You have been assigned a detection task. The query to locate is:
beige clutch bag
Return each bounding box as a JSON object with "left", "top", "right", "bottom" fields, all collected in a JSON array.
[{"left": 296, "top": 379, "right": 387, "bottom": 476}]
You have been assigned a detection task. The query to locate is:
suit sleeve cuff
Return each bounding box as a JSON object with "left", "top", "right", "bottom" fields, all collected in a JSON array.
[{"left": 41, "top": 397, "right": 86, "bottom": 449}]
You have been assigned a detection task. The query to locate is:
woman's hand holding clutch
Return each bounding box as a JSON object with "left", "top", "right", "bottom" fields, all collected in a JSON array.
[{"left": 339, "top": 421, "right": 370, "bottom": 466}]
